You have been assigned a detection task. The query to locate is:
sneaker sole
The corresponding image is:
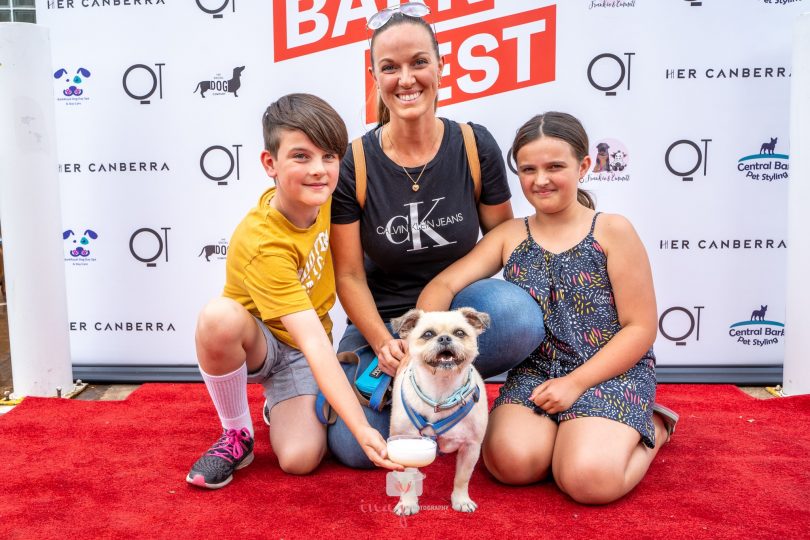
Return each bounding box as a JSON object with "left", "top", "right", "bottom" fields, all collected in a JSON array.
[
  {"left": 185, "top": 451, "right": 255, "bottom": 490},
  {"left": 652, "top": 403, "right": 679, "bottom": 442},
  {"left": 262, "top": 400, "right": 270, "bottom": 427}
]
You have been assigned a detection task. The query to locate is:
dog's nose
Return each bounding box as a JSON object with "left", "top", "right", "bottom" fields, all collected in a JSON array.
[{"left": 437, "top": 335, "right": 452, "bottom": 345}]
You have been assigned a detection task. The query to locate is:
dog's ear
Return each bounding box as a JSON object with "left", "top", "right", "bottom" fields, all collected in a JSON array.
[
  {"left": 391, "top": 308, "right": 422, "bottom": 339},
  {"left": 77, "top": 68, "right": 91, "bottom": 77},
  {"left": 54, "top": 68, "right": 68, "bottom": 79},
  {"left": 458, "top": 307, "right": 491, "bottom": 335},
  {"left": 62, "top": 230, "right": 75, "bottom": 240},
  {"left": 83, "top": 229, "right": 98, "bottom": 239}
]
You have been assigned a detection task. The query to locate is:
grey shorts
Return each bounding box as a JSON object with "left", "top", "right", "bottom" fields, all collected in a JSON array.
[{"left": 246, "top": 317, "right": 319, "bottom": 412}]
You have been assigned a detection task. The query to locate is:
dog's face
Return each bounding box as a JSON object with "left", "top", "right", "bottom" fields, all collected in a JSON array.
[
  {"left": 392, "top": 308, "right": 490, "bottom": 372},
  {"left": 596, "top": 142, "right": 610, "bottom": 156}
]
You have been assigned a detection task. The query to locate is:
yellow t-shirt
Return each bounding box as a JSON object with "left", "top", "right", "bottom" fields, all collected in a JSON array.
[{"left": 223, "top": 187, "right": 335, "bottom": 349}]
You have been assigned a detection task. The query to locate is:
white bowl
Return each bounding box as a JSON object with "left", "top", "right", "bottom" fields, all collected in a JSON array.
[{"left": 386, "top": 435, "right": 437, "bottom": 468}]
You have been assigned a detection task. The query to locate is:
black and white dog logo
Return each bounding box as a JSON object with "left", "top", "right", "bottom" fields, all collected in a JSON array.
[{"left": 194, "top": 66, "right": 245, "bottom": 98}]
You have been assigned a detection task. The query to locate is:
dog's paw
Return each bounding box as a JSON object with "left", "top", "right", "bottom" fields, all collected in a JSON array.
[
  {"left": 451, "top": 494, "right": 478, "bottom": 513},
  {"left": 393, "top": 501, "right": 420, "bottom": 516}
]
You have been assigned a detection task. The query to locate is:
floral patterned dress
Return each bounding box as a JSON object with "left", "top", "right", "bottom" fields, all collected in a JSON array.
[{"left": 494, "top": 213, "right": 657, "bottom": 448}]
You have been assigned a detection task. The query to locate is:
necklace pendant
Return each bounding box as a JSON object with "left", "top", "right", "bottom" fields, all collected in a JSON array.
[{"left": 412, "top": 184, "right": 420, "bottom": 192}]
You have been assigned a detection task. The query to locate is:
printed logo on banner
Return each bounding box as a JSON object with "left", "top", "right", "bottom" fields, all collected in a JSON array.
[
  {"left": 58, "top": 161, "right": 170, "bottom": 174},
  {"left": 63, "top": 228, "right": 98, "bottom": 266},
  {"left": 587, "top": 0, "right": 637, "bottom": 8},
  {"left": 737, "top": 137, "right": 789, "bottom": 182},
  {"left": 198, "top": 240, "right": 228, "bottom": 262},
  {"left": 681, "top": 0, "right": 702, "bottom": 6},
  {"left": 47, "top": 0, "right": 166, "bottom": 10},
  {"left": 200, "top": 144, "right": 242, "bottom": 186},
  {"left": 196, "top": 0, "right": 235, "bottom": 19},
  {"left": 587, "top": 53, "right": 634, "bottom": 96},
  {"left": 69, "top": 320, "right": 176, "bottom": 332},
  {"left": 123, "top": 63, "right": 165, "bottom": 105},
  {"left": 130, "top": 227, "right": 170, "bottom": 267},
  {"left": 664, "top": 138, "right": 711, "bottom": 181},
  {"left": 761, "top": 0, "right": 805, "bottom": 5},
  {"left": 54, "top": 67, "right": 91, "bottom": 106},
  {"left": 728, "top": 305, "right": 784, "bottom": 347},
  {"left": 658, "top": 237, "right": 787, "bottom": 250},
  {"left": 584, "top": 138, "right": 630, "bottom": 183},
  {"left": 193, "top": 67, "right": 245, "bottom": 98},
  {"left": 659, "top": 305, "right": 704, "bottom": 346},
  {"left": 665, "top": 66, "right": 789, "bottom": 80}
]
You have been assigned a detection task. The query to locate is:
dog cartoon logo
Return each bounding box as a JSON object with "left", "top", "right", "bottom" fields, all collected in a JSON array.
[
  {"left": 759, "top": 137, "right": 777, "bottom": 155},
  {"left": 194, "top": 66, "right": 245, "bottom": 98},
  {"left": 63, "top": 229, "right": 98, "bottom": 257},
  {"left": 750, "top": 305, "right": 767, "bottom": 321},
  {"left": 54, "top": 67, "right": 91, "bottom": 97},
  {"left": 611, "top": 149, "right": 628, "bottom": 171},
  {"left": 589, "top": 138, "right": 630, "bottom": 180}
]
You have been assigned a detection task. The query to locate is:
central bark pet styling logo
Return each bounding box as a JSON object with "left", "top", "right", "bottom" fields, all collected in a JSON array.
[{"left": 274, "top": 1, "right": 557, "bottom": 123}]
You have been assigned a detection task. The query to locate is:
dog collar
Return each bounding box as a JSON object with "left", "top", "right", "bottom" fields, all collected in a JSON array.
[
  {"left": 401, "top": 373, "right": 480, "bottom": 441},
  {"left": 408, "top": 367, "right": 477, "bottom": 413}
]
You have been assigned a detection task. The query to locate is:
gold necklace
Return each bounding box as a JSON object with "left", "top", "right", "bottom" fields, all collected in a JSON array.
[{"left": 385, "top": 123, "right": 439, "bottom": 192}]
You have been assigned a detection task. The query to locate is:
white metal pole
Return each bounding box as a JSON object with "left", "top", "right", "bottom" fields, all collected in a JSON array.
[
  {"left": 783, "top": 13, "right": 810, "bottom": 396},
  {"left": 0, "top": 23, "right": 73, "bottom": 397}
]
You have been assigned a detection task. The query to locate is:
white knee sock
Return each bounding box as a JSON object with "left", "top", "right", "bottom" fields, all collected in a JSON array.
[{"left": 200, "top": 363, "right": 254, "bottom": 438}]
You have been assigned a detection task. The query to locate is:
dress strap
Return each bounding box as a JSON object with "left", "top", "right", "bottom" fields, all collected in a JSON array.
[
  {"left": 523, "top": 217, "right": 534, "bottom": 241},
  {"left": 589, "top": 212, "right": 602, "bottom": 235}
]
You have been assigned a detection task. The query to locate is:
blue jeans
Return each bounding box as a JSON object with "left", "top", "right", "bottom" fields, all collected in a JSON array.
[{"left": 327, "top": 278, "right": 545, "bottom": 469}]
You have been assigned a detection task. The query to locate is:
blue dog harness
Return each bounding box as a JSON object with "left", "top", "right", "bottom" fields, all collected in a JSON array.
[{"left": 401, "top": 367, "right": 481, "bottom": 440}]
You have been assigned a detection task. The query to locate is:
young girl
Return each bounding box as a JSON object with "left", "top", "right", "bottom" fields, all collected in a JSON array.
[{"left": 417, "top": 112, "right": 678, "bottom": 504}]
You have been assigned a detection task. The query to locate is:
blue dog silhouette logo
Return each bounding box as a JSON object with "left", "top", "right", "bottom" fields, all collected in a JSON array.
[
  {"left": 750, "top": 305, "right": 767, "bottom": 321},
  {"left": 54, "top": 67, "right": 91, "bottom": 96},
  {"left": 759, "top": 137, "right": 777, "bottom": 155},
  {"left": 63, "top": 229, "right": 98, "bottom": 257}
]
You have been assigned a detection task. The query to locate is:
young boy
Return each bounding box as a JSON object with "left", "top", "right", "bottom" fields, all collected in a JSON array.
[{"left": 187, "top": 93, "right": 399, "bottom": 489}]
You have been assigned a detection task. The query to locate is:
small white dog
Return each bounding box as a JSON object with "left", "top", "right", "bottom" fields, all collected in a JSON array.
[{"left": 389, "top": 307, "right": 490, "bottom": 516}]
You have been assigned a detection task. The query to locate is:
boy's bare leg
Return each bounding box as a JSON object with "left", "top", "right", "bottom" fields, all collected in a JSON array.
[
  {"left": 196, "top": 297, "right": 267, "bottom": 375},
  {"left": 269, "top": 395, "right": 327, "bottom": 474}
]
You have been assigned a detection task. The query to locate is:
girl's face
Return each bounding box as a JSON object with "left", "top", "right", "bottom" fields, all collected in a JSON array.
[
  {"left": 370, "top": 22, "right": 442, "bottom": 122},
  {"left": 516, "top": 136, "right": 591, "bottom": 215}
]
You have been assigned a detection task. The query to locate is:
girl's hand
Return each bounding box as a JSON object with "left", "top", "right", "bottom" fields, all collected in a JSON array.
[
  {"left": 376, "top": 338, "right": 408, "bottom": 376},
  {"left": 356, "top": 425, "right": 404, "bottom": 471},
  {"left": 529, "top": 376, "right": 587, "bottom": 415}
]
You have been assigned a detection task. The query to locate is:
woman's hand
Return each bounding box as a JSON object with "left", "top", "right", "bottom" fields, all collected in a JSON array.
[
  {"left": 355, "top": 425, "right": 404, "bottom": 471},
  {"left": 376, "top": 337, "right": 408, "bottom": 376},
  {"left": 529, "top": 376, "right": 587, "bottom": 415}
]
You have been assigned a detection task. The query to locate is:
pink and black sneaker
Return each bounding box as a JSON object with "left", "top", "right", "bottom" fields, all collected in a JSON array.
[{"left": 186, "top": 428, "right": 254, "bottom": 489}]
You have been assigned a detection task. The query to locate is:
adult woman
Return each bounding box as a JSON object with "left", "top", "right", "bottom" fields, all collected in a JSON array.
[{"left": 327, "top": 3, "right": 544, "bottom": 468}]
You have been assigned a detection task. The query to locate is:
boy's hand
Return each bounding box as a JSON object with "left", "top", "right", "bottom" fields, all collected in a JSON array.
[
  {"left": 356, "top": 425, "right": 404, "bottom": 471},
  {"left": 529, "top": 376, "right": 586, "bottom": 415},
  {"left": 377, "top": 338, "right": 408, "bottom": 376}
]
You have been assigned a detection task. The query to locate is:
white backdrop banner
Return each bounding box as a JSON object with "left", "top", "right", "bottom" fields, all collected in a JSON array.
[{"left": 33, "top": 0, "right": 804, "bottom": 374}]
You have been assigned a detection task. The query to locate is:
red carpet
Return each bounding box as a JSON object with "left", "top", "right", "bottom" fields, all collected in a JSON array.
[{"left": 1, "top": 384, "right": 808, "bottom": 539}]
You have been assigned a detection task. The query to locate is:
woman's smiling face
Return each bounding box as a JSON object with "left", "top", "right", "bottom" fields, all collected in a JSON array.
[{"left": 370, "top": 21, "right": 442, "bottom": 122}]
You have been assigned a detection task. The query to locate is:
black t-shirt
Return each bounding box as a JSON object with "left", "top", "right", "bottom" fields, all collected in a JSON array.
[{"left": 332, "top": 118, "right": 511, "bottom": 321}]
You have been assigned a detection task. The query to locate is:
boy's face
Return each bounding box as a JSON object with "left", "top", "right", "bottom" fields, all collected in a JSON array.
[{"left": 261, "top": 129, "right": 340, "bottom": 209}]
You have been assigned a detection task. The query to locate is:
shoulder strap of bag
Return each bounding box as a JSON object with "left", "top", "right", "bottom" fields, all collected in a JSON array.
[
  {"left": 352, "top": 137, "right": 367, "bottom": 210},
  {"left": 354, "top": 124, "right": 480, "bottom": 208},
  {"left": 459, "top": 122, "right": 481, "bottom": 204}
]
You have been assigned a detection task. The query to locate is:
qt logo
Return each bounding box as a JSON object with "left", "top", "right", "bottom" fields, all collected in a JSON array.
[
  {"left": 123, "top": 63, "right": 166, "bottom": 104},
  {"left": 130, "top": 227, "right": 171, "bottom": 267},
  {"left": 587, "top": 52, "right": 635, "bottom": 96},
  {"left": 665, "top": 139, "right": 712, "bottom": 181},
  {"left": 200, "top": 144, "right": 242, "bottom": 186},
  {"left": 196, "top": 0, "right": 235, "bottom": 18},
  {"left": 659, "top": 306, "right": 704, "bottom": 346}
]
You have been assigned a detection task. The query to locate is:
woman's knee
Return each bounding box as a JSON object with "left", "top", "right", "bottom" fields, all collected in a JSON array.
[
  {"left": 482, "top": 435, "right": 550, "bottom": 485},
  {"left": 554, "top": 456, "right": 625, "bottom": 505}
]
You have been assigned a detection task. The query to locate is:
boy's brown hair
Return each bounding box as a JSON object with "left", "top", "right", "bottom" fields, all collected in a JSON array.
[{"left": 262, "top": 93, "right": 348, "bottom": 158}]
